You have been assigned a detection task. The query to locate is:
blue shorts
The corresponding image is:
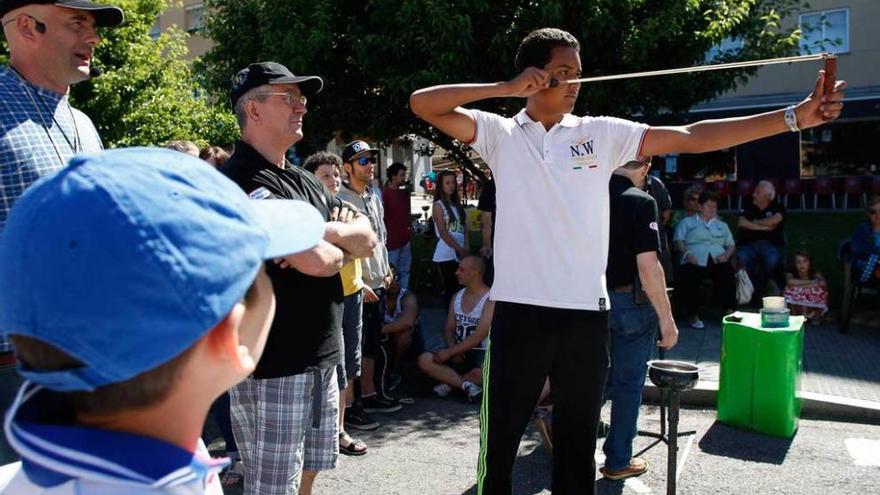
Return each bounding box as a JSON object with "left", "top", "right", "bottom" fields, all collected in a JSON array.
[{"left": 451, "top": 349, "right": 486, "bottom": 374}]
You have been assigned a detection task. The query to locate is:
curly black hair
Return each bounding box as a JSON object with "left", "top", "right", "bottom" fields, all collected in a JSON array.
[{"left": 514, "top": 28, "right": 580, "bottom": 73}]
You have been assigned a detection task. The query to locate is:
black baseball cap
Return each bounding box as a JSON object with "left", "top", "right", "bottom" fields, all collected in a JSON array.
[
  {"left": 0, "top": 1, "right": 124, "bottom": 27},
  {"left": 230, "top": 62, "right": 323, "bottom": 107},
  {"left": 342, "top": 140, "right": 379, "bottom": 164}
]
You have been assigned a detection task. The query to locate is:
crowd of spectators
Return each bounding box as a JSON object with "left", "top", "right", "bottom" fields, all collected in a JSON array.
[{"left": 0, "top": 6, "right": 865, "bottom": 494}]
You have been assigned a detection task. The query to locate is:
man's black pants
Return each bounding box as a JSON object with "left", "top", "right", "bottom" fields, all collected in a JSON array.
[{"left": 477, "top": 302, "right": 610, "bottom": 494}]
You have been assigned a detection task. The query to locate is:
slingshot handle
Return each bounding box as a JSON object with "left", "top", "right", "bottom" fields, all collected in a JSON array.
[{"left": 822, "top": 55, "right": 837, "bottom": 121}]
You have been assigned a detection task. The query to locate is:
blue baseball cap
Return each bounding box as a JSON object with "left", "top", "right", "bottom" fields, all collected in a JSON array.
[{"left": 0, "top": 148, "right": 325, "bottom": 392}]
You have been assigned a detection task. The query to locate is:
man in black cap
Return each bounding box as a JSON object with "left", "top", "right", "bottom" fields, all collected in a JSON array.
[
  {"left": 1, "top": 0, "right": 123, "bottom": 231},
  {"left": 337, "top": 140, "right": 399, "bottom": 418},
  {"left": 220, "top": 62, "right": 377, "bottom": 495}
]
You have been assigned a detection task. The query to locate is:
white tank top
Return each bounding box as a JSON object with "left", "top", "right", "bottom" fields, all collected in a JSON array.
[
  {"left": 454, "top": 288, "right": 490, "bottom": 349},
  {"left": 432, "top": 201, "right": 466, "bottom": 262}
]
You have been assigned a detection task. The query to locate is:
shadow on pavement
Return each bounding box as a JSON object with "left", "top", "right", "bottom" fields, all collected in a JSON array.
[
  {"left": 698, "top": 421, "right": 793, "bottom": 465},
  {"left": 460, "top": 446, "right": 553, "bottom": 494},
  {"left": 595, "top": 478, "right": 627, "bottom": 495}
]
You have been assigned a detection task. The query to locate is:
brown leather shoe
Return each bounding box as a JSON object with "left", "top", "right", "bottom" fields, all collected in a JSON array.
[{"left": 600, "top": 457, "right": 648, "bottom": 480}]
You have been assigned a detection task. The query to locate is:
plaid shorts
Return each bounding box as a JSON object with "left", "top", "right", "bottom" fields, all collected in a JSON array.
[{"left": 230, "top": 368, "right": 339, "bottom": 495}]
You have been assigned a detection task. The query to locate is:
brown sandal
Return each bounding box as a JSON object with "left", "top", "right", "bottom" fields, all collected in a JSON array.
[{"left": 339, "top": 431, "right": 368, "bottom": 456}]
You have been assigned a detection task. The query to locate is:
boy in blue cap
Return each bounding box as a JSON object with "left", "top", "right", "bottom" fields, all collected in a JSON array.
[{"left": 0, "top": 147, "right": 326, "bottom": 494}]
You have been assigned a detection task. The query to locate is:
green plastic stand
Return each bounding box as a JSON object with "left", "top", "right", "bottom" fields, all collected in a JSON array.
[{"left": 717, "top": 312, "right": 805, "bottom": 438}]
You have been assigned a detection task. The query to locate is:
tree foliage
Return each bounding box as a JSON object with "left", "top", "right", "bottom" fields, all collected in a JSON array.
[
  {"left": 2, "top": 0, "right": 237, "bottom": 148},
  {"left": 76, "top": 0, "right": 238, "bottom": 147},
  {"left": 201, "top": 0, "right": 807, "bottom": 173}
]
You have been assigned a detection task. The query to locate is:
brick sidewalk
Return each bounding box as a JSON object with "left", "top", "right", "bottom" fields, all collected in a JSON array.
[
  {"left": 663, "top": 312, "right": 880, "bottom": 405},
  {"left": 421, "top": 304, "right": 880, "bottom": 410}
]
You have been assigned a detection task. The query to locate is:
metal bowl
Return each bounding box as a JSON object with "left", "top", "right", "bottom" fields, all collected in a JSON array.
[{"left": 647, "top": 360, "right": 700, "bottom": 391}]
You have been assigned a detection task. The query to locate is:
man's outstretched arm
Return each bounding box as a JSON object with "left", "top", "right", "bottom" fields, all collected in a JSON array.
[{"left": 641, "top": 71, "right": 845, "bottom": 156}]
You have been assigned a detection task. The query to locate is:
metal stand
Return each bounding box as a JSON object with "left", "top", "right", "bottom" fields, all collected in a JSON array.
[
  {"left": 635, "top": 389, "right": 696, "bottom": 495},
  {"left": 635, "top": 345, "right": 698, "bottom": 495}
]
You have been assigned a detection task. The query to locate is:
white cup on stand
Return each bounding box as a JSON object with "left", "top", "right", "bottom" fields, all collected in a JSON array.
[{"left": 762, "top": 296, "right": 786, "bottom": 310}]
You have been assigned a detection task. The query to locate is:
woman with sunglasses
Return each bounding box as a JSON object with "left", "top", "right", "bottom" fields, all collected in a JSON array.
[
  {"left": 849, "top": 195, "right": 880, "bottom": 285},
  {"left": 669, "top": 184, "right": 704, "bottom": 232},
  {"left": 432, "top": 170, "right": 469, "bottom": 308}
]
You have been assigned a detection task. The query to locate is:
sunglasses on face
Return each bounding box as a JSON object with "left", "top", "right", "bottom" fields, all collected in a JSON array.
[{"left": 356, "top": 156, "right": 377, "bottom": 166}]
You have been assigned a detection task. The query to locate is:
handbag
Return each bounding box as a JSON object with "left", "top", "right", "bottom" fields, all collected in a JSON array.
[{"left": 736, "top": 268, "right": 754, "bottom": 305}]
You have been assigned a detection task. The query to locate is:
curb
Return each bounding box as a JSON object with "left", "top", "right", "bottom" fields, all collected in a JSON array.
[{"left": 643, "top": 382, "right": 880, "bottom": 425}]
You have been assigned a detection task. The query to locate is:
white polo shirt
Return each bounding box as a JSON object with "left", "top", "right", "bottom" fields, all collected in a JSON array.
[{"left": 470, "top": 108, "right": 648, "bottom": 310}]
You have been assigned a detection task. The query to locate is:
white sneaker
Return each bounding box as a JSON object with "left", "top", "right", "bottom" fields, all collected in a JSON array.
[
  {"left": 690, "top": 318, "right": 705, "bottom": 329},
  {"left": 433, "top": 383, "right": 452, "bottom": 397},
  {"left": 462, "top": 381, "right": 482, "bottom": 402}
]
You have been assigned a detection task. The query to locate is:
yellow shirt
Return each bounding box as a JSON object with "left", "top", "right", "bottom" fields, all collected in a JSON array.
[{"left": 341, "top": 258, "right": 364, "bottom": 296}]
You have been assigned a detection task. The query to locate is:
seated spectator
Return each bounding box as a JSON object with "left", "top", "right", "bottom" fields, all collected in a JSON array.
[
  {"left": 417, "top": 256, "right": 493, "bottom": 402},
  {"left": 736, "top": 180, "right": 786, "bottom": 301},
  {"left": 674, "top": 192, "right": 737, "bottom": 328},
  {"left": 0, "top": 148, "right": 323, "bottom": 493},
  {"left": 200, "top": 145, "right": 231, "bottom": 167},
  {"left": 670, "top": 184, "right": 703, "bottom": 231},
  {"left": 382, "top": 264, "right": 420, "bottom": 391},
  {"left": 849, "top": 195, "right": 880, "bottom": 285},
  {"left": 784, "top": 250, "right": 829, "bottom": 325}
]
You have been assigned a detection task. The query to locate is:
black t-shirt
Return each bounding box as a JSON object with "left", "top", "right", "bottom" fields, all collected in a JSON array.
[
  {"left": 738, "top": 201, "right": 786, "bottom": 246},
  {"left": 645, "top": 175, "right": 672, "bottom": 213},
  {"left": 220, "top": 140, "right": 343, "bottom": 378},
  {"left": 477, "top": 180, "right": 496, "bottom": 240},
  {"left": 606, "top": 174, "right": 661, "bottom": 290}
]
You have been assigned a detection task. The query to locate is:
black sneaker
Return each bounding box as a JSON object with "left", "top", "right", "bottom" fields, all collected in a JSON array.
[
  {"left": 361, "top": 394, "right": 402, "bottom": 413},
  {"left": 344, "top": 404, "right": 380, "bottom": 431}
]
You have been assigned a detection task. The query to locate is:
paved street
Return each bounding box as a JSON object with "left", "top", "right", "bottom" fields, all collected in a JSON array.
[
  {"left": 212, "top": 303, "right": 880, "bottom": 494},
  {"left": 213, "top": 395, "right": 880, "bottom": 494}
]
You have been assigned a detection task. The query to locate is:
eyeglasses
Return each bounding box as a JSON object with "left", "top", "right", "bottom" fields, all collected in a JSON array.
[
  {"left": 260, "top": 92, "right": 307, "bottom": 107},
  {"left": 356, "top": 156, "right": 377, "bottom": 166}
]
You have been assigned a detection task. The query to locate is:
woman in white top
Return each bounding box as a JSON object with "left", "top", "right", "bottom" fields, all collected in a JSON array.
[{"left": 432, "top": 170, "right": 469, "bottom": 308}]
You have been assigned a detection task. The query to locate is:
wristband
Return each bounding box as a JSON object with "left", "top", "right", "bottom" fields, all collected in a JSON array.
[{"left": 784, "top": 105, "right": 800, "bottom": 132}]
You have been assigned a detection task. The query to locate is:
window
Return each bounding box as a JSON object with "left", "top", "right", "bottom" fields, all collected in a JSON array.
[
  {"left": 799, "top": 9, "right": 849, "bottom": 55},
  {"left": 705, "top": 36, "right": 744, "bottom": 62},
  {"left": 185, "top": 3, "right": 205, "bottom": 34}
]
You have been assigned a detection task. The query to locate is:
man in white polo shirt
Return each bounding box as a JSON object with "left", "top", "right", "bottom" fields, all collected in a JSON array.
[{"left": 410, "top": 27, "right": 845, "bottom": 494}]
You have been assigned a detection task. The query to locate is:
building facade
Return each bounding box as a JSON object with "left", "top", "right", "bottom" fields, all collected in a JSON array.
[{"left": 663, "top": 0, "right": 879, "bottom": 183}]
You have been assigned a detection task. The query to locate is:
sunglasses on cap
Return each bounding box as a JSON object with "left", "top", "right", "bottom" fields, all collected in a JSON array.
[{"left": 356, "top": 156, "right": 377, "bottom": 166}]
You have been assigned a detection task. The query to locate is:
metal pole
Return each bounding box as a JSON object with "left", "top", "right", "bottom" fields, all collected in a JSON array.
[{"left": 667, "top": 391, "right": 681, "bottom": 495}]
